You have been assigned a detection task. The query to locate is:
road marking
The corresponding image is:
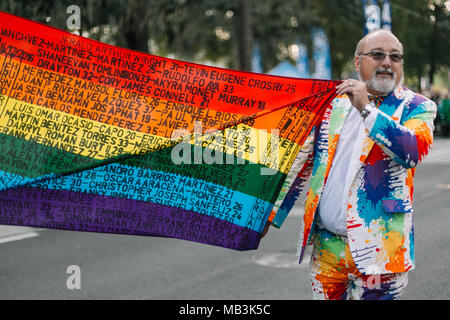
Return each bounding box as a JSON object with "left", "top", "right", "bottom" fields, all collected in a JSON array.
[
  {"left": 251, "top": 252, "right": 310, "bottom": 269},
  {"left": 0, "top": 231, "right": 39, "bottom": 244},
  {"left": 0, "top": 226, "right": 40, "bottom": 244},
  {"left": 288, "top": 207, "right": 305, "bottom": 217}
]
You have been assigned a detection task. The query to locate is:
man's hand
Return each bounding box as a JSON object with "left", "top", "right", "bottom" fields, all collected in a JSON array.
[
  {"left": 335, "top": 79, "right": 369, "bottom": 111},
  {"left": 261, "top": 221, "right": 271, "bottom": 238}
]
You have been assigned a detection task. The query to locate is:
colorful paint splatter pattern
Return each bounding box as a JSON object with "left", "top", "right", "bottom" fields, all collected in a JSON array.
[{"left": 269, "top": 86, "right": 436, "bottom": 274}]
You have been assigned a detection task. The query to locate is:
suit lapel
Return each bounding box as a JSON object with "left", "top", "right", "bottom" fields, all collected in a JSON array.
[
  {"left": 346, "top": 87, "right": 409, "bottom": 180},
  {"left": 322, "top": 96, "right": 352, "bottom": 185},
  {"left": 313, "top": 88, "right": 410, "bottom": 203}
]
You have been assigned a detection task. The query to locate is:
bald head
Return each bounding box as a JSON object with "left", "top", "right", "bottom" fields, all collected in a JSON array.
[{"left": 354, "top": 30, "right": 403, "bottom": 57}]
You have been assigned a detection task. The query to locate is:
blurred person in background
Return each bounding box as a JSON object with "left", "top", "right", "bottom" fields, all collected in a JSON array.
[{"left": 437, "top": 92, "right": 450, "bottom": 136}]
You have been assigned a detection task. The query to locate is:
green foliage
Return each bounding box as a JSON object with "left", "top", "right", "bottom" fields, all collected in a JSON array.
[
  {"left": 392, "top": 0, "right": 450, "bottom": 89},
  {"left": 0, "top": 0, "right": 448, "bottom": 86},
  {"left": 311, "top": 0, "right": 364, "bottom": 78}
]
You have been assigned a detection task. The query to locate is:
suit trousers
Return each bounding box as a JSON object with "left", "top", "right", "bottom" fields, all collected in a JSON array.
[{"left": 309, "top": 228, "right": 409, "bottom": 300}]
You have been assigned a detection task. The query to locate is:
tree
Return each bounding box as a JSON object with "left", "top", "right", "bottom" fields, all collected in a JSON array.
[
  {"left": 311, "top": 0, "right": 363, "bottom": 79},
  {"left": 426, "top": 1, "right": 450, "bottom": 85},
  {"left": 392, "top": 0, "right": 450, "bottom": 90},
  {"left": 237, "top": 0, "right": 252, "bottom": 71},
  {"left": 251, "top": 0, "right": 312, "bottom": 71},
  {"left": 0, "top": 0, "right": 447, "bottom": 86}
]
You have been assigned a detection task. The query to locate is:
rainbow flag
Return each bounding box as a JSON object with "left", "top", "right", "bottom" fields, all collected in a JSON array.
[{"left": 0, "top": 11, "right": 339, "bottom": 250}]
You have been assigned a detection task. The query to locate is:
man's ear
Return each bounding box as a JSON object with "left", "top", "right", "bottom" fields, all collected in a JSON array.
[{"left": 354, "top": 55, "right": 360, "bottom": 73}]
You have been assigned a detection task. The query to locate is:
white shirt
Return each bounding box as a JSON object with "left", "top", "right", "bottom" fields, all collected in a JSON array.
[{"left": 317, "top": 106, "right": 366, "bottom": 236}]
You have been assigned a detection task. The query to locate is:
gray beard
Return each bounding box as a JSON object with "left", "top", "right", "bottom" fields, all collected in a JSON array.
[{"left": 359, "top": 68, "right": 403, "bottom": 95}]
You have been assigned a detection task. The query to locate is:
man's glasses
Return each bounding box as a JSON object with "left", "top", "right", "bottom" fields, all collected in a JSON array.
[{"left": 359, "top": 51, "right": 404, "bottom": 63}]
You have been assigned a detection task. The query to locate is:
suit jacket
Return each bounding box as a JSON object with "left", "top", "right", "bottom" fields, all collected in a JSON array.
[{"left": 269, "top": 86, "right": 436, "bottom": 274}]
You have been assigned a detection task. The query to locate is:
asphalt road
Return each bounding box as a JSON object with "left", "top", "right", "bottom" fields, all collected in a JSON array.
[{"left": 0, "top": 137, "right": 449, "bottom": 300}]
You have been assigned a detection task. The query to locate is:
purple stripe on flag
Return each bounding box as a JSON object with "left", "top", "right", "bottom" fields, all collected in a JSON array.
[{"left": 0, "top": 187, "right": 261, "bottom": 250}]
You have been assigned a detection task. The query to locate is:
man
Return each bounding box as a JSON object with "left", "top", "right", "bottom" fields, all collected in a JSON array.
[{"left": 264, "top": 30, "right": 436, "bottom": 300}]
